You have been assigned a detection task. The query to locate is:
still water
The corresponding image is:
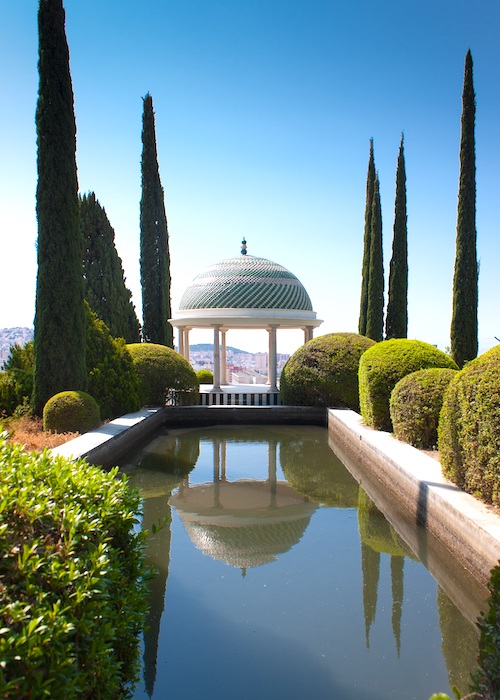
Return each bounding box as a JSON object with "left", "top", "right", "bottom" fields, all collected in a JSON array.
[{"left": 119, "top": 425, "right": 483, "bottom": 700}]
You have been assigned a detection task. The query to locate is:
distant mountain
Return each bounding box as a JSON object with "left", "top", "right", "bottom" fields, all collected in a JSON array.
[
  {"left": 0, "top": 327, "right": 34, "bottom": 363},
  {"left": 189, "top": 343, "right": 254, "bottom": 355}
]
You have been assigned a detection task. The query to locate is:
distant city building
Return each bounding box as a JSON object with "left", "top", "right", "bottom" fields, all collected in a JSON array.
[
  {"left": 231, "top": 369, "right": 267, "bottom": 385},
  {"left": 254, "top": 352, "right": 268, "bottom": 371}
]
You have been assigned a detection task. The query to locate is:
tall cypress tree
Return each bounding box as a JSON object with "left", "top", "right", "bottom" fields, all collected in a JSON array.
[
  {"left": 359, "top": 139, "right": 376, "bottom": 336},
  {"left": 33, "top": 0, "right": 86, "bottom": 415},
  {"left": 365, "top": 172, "right": 384, "bottom": 341},
  {"left": 81, "top": 192, "right": 141, "bottom": 343},
  {"left": 140, "top": 93, "right": 173, "bottom": 347},
  {"left": 385, "top": 134, "right": 408, "bottom": 339},
  {"left": 451, "top": 50, "right": 478, "bottom": 368}
]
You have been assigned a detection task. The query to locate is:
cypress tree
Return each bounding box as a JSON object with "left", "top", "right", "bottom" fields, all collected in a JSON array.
[
  {"left": 451, "top": 50, "right": 478, "bottom": 368},
  {"left": 365, "top": 172, "right": 384, "bottom": 341},
  {"left": 81, "top": 192, "right": 141, "bottom": 343},
  {"left": 359, "top": 139, "right": 376, "bottom": 336},
  {"left": 33, "top": 0, "right": 86, "bottom": 415},
  {"left": 385, "top": 134, "right": 408, "bottom": 339},
  {"left": 140, "top": 93, "right": 173, "bottom": 347}
]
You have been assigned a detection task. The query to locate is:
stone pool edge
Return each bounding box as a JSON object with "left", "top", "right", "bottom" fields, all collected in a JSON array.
[
  {"left": 50, "top": 405, "right": 327, "bottom": 467},
  {"left": 328, "top": 408, "right": 500, "bottom": 586},
  {"left": 51, "top": 405, "right": 500, "bottom": 586}
]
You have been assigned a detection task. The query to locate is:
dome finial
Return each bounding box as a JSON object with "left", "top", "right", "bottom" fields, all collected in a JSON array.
[{"left": 241, "top": 238, "right": 247, "bottom": 255}]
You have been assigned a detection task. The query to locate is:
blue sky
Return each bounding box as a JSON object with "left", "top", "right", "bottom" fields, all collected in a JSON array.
[{"left": 1, "top": 0, "right": 499, "bottom": 354}]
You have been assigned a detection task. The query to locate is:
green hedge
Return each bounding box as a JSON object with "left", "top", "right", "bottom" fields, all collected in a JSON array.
[
  {"left": 127, "top": 343, "right": 199, "bottom": 406},
  {"left": 0, "top": 436, "right": 150, "bottom": 698},
  {"left": 280, "top": 332, "right": 375, "bottom": 409},
  {"left": 0, "top": 342, "right": 34, "bottom": 417},
  {"left": 390, "top": 368, "right": 457, "bottom": 449},
  {"left": 43, "top": 390, "right": 101, "bottom": 434},
  {"left": 86, "top": 304, "right": 141, "bottom": 420},
  {"left": 359, "top": 339, "right": 458, "bottom": 432},
  {"left": 438, "top": 344, "right": 500, "bottom": 505}
]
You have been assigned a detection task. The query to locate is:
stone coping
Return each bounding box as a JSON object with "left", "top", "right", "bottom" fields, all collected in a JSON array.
[
  {"left": 328, "top": 408, "right": 500, "bottom": 587},
  {"left": 51, "top": 408, "right": 166, "bottom": 468}
]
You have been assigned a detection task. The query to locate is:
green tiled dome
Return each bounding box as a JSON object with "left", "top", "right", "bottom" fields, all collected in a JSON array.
[{"left": 179, "top": 255, "right": 313, "bottom": 311}]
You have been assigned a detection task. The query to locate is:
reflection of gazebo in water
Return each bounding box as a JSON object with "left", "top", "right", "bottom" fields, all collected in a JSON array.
[
  {"left": 170, "top": 240, "right": 322, "bottom": 404},
  {"left": 169, "top": 438, "right": 317, "bottom": 575}
]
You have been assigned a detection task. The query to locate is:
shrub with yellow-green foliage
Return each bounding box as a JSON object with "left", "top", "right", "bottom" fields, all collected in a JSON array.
[
  {"left": 390, "top": 368, "right": 458, "bottom": 449},
  {"left": 127, "top": 343, "right": 199, "bottom": 406},
  {"left": 43, "top": 390, "right": 101, "bottom": 434},
  {"left": 280, "top": 332, "right": 375, "bottom": 409},
  {"left": 359, "top": 339, "right": 458, "bottom": 432},
  {"left": 0, "top": 435, "right": 150, "bottom": 699},
  {"left": 438, "top": 344, "right": 500, "bottom": 505},
  {"left": 196, "top": 369, "right": 214, "bottom": 384}
]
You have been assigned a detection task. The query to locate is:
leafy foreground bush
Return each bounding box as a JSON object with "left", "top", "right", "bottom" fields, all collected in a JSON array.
[
  {"left": 0, "top": 436, "right": 150, "bottom": 699},
  {"left": 280, "top": 332, "right": 375, "bottom": 409},
  {"left": 43, "top": 390, "right": 101, "bottom": 434},
  {"left": 359, "top": 339, "right": 458, "bottom": 432},
  {"left": 127, "top": 343, "right": 199, "bottom": 406},
  {"left": 390, "top": 368, "right": 458, "bottom": 449},
  {"left": 438, "top": 344, "right": 500, "bottom": 505}
]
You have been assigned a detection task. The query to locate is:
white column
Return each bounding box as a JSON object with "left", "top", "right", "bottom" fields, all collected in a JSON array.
[
  {"left": 221, "top": 330, "right": 227, "bottom": 385},
  {"left": 213, "top": 325, "right": 221, "bottom": 390},
  {"left": 184, "top": 328, "right": 191, "bottom": 362},
  {"left": 267, "top": 325, "right": 278, "bottom": 390},
  {"left": 304, "top": 326, "right": 314, "bottom": 344},
  {"left": 178, "top": 327, "right": 185, "bottom": 357}
]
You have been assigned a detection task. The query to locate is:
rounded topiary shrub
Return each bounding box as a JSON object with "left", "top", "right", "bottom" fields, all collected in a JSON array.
[
  {"left": 359, "top": 339, "right": 458, "bottom": 432},
  {"left": 127, "top": 343, "right": 199, "bottom": 406},
  {"left": 196, "top": 369, "right": 214, "bottom": 385},
  {"left": 43, "top": 390, "right": 101, "bottom": 434},
  {"left": 390, "top": 367, "right": 458, "bottom": 449},
  {"left": 438, "top": 344, "right": 500, "bottom": 505},
  {"left": 279, "top": 332, "right": 375, "bottom": 409}
]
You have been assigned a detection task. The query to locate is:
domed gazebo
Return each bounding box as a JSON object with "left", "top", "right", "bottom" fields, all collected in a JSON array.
[{"left": 170, "top": 240, "right": 322, "bottom": 399}]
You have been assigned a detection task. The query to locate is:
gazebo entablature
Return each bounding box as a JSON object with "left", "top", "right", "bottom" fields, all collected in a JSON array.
[{"left": 170, "top": 308, "right": 323, "bottom": 390}]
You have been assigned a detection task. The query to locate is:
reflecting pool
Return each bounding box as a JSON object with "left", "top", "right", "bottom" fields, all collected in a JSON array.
[{"left": 119, "top": 425, "right": 483, "bottom": 700}]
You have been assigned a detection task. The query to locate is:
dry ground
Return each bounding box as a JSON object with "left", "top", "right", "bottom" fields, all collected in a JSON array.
[{"left": 2, "top": 415, "right": 78, "bottom": 453}]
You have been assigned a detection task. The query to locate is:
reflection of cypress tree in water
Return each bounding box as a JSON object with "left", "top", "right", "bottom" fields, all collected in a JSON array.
[
  {"left": 141, "top": 494, "right": 172, "bottom": 699},
  {"left": 358, "top": 487, "right": 415, "bottom": 652},
  {"left": 361, "top": 541, "right": 380, "bottom": 649},
  {"left": 391, "top": 556, "right": 404, "bottom": 657},
  {"left": 125, "top": 430, "right": 200, "bottom": 698},
  {"left": 437, "top": 587, "right": 479, "bottom": 694},
  {"left": 357, "top": 488, "right": 412, "bottom": 558},
  {"left": 280, "top": 427, "right": 359, "bottom": 506}
]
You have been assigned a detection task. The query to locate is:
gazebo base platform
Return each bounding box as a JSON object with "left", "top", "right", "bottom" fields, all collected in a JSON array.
[{"left": 199, "top": 384, "right": 281, "bottom": 406}]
